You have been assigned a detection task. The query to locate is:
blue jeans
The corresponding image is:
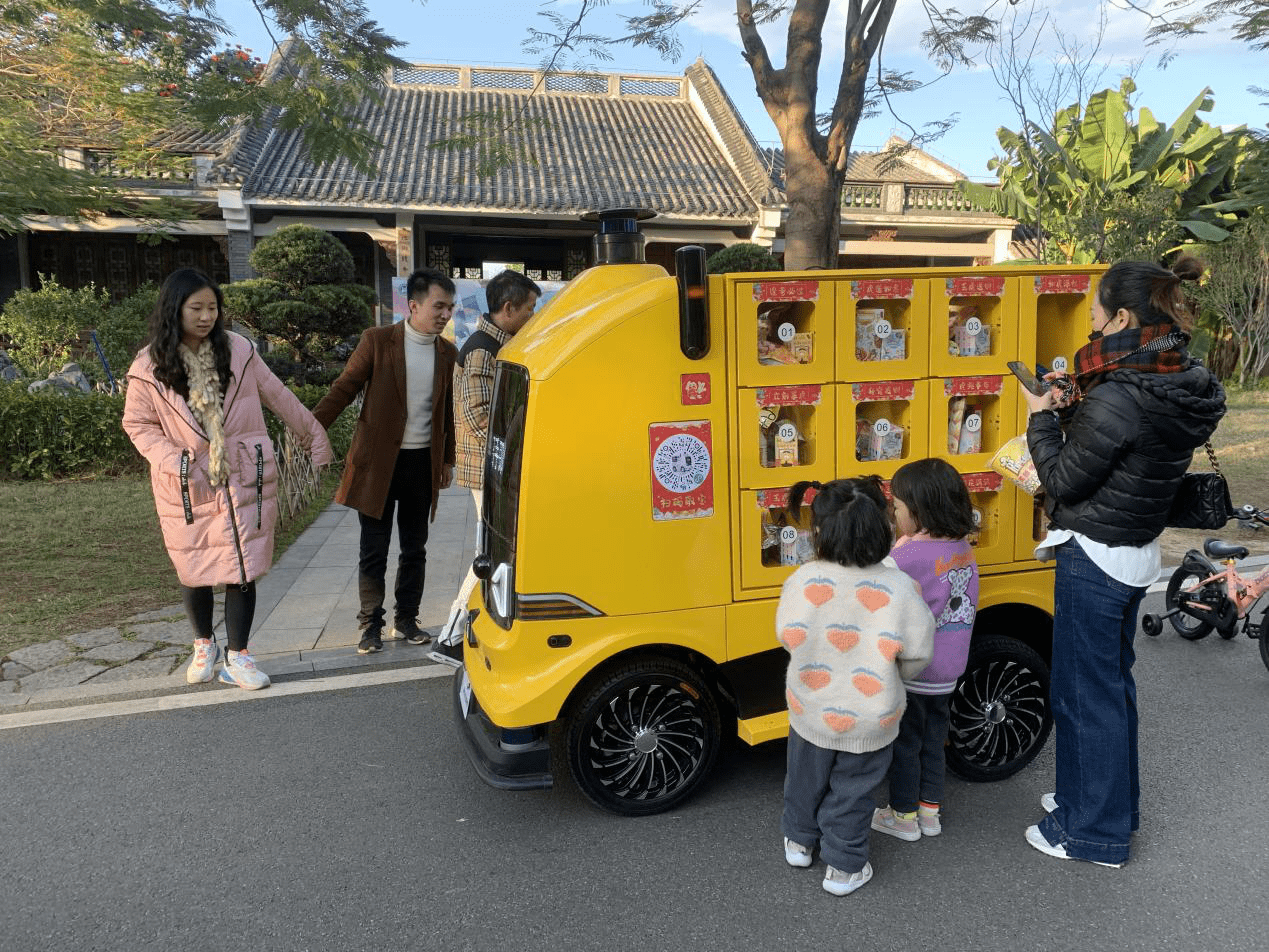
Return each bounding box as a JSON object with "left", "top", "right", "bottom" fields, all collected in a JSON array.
[{"left": 1038, "top": 540, "right": 1145, "bottom": 865}]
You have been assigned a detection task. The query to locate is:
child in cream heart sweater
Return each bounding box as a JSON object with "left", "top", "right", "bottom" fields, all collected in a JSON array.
[{"left": 776, "top": 476, "right": 934, "bottom": 896}]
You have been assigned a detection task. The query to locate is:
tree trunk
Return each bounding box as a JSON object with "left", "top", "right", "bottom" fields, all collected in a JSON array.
[{"left": 782, "top": 137, "right": 843, "bottom": 270}]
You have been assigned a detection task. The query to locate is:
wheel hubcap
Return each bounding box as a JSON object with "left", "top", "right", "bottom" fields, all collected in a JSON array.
[
  {"left": 582, "top": 680, "right": 707, "bottom": 803},
  {"left": 950, "top": 657, "right": 1047, "bottom": 769}
]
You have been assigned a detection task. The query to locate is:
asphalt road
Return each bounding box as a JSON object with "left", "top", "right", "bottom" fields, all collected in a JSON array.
[{"left": 4, "top": 590, "right": 1268, "bottom": 952}]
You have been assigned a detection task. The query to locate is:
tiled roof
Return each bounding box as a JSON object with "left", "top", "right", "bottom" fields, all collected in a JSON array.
[
  {"left": 229, "top": 62, "right": 760, "bottom": 221},
  {"left": 762, "top": 147, "right": 954, "bottom": 189}
]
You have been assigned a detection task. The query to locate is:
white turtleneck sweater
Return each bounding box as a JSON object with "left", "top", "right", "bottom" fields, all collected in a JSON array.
[{"left": 402, "top": 320, "right": 436, "bottom": 449}]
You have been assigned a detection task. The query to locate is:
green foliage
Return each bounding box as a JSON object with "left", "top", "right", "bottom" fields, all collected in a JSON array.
[
  {"left": 248, "top": 224, "right": 356, "bottom": 289},
  {"left": 1190, "top": 217, "right": 1269, "bottom": 386},
  {"left": 0, "top": 277, "right": 109, "bottom": 378},
  {"left": 959, "top": 79, "right": 1254, "bottom": 264},
  {"left": 0, "top": 383, "right": 139, "bottom": 479},
  {"left": 224, "top": 225, "right": 375, "bottom": 371},
  {"left": 0, "top": 378, "right": 354, "bottom": 480},
  {"left": 95, "top": 285, "right": 157, "bottom": 382},
  {"left": 706, "top": 243, "right": 783, "bottom": 274},
  {"left": 0, "top": 3, "right": 406, "bottom": 234}
]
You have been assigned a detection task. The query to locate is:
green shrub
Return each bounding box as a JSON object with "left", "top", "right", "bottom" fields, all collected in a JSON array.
[
  {"left": 0, "top": 378, "right": 355, "bottom": 481},
  {"left": 0, "top": 382, "right": 139, "bottom": 479},
  {"left": 707, "top": 243, "right": 783, "bottom": 274},
  {"left": 95, "top": 285, "right": 156, "bottom": 383},
  {"left": 0, "top": 277, "right": 110, "bottom": 379}
]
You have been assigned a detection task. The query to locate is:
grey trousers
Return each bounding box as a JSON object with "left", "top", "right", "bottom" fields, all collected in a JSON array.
[
  {"left": 888, "top": 691, "right": 952, "bottom": 813},
  {"left": 782, "top": 728, "right": 892, "bottom": 874}
]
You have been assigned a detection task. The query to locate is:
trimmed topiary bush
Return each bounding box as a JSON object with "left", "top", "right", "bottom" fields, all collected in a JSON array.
[{"left": 707, "top": 242, "right": 783, "bottom": 274}]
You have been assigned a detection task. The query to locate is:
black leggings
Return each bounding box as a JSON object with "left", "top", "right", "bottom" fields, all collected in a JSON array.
[{"left": 181, "top": 583, "right": 257, "bottom": 652}]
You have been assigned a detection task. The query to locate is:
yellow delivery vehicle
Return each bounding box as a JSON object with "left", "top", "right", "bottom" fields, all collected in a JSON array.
[{"left": 455, "top": 210, "right": 1102, "bottom": 815}]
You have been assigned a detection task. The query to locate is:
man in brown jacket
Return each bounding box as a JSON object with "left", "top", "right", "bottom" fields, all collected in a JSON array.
[{"left": 314, "top": 267, "right": 457, "bottom": 654}]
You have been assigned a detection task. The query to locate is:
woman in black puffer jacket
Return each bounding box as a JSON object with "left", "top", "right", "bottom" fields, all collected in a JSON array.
[{"left": 1020, "top": 257, "right": 1225, "bottom": 868}]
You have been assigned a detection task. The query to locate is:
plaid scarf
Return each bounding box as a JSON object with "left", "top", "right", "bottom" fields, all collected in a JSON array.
[{"left": 1072, "top": 323, "right": 1189, "bottom": 396}]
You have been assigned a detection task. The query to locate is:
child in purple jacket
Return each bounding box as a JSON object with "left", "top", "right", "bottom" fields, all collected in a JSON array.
[{"left": 872, "top": 458, "right": 979, "bottom": 841}]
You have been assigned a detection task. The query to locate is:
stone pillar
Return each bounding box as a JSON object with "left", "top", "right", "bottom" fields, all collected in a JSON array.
[{"left": 218, "top": 189, "right": 254, "bottom": 281}]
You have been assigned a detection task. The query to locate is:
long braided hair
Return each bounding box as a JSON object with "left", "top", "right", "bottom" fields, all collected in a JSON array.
[{"left": 148, "top": 268, "right": 232, "bottom": 398}]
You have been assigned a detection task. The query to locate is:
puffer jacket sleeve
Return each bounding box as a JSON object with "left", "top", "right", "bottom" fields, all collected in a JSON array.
[
  {"left": 254, "top": 360, "right": 335, "bottom": 467},
  {"left": 122, "top": 372, "right": 186, "bottom": 478},
  {"left": 1027, "top": 386, "right": 1132, "bottom": 506}
]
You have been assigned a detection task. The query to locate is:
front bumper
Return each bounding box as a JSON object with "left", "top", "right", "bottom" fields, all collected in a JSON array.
[{"left": 452, "top": 666, "right": 553, "bottom": 791}]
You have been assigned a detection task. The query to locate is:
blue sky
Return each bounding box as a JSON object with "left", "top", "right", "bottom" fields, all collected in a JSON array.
[{"left": 217, "top": 0, "right": 1266, "bottom": 182}]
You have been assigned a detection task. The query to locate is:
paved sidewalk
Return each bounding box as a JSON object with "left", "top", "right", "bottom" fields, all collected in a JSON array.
[{"left": 0, "top": 485, "right": 476, "bottom": 710}]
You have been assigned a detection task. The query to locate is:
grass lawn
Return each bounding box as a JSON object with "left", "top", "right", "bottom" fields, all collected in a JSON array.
[{"left": 0, "top": 468, "right": 341, "bottom": 659}]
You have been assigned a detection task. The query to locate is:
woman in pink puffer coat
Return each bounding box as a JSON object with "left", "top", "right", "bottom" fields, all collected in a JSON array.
[{"left": 123, "top": 268, "right": 333, "bottom": 690}]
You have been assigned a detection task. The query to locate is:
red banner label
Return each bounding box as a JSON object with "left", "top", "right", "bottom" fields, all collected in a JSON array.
[
  {"left": 1034, "top": 274, "right": 1090, "bottom": 295},
  {"left": 755, "top": 384, "right": 822, "bottom": 407},
  {"left": 650, "top": 421, "right": 714, "bottom": 521},
  {"left": 680, "top": 373, "right": 710, "bottom": 405},
  {"left": 756, "top": 486, "right": 817, "bottom": 509},
  {"left": 753, "top": 280, "right": 819, "bottom": 303},
  {"left": 962, "top": 471, "right": 1004, "bottom": 493},
  {"left": 851, "top": 278, "right": 914, "bottom": 300},
  {"left": 851, "top": 380, "right": 916, "bottom": 402},
  {"left": 947, "top": 276, "right": 1005, "bottom": 298},
  {"left": 944, "top": 375, "right": 1004, "bottom": 397}
]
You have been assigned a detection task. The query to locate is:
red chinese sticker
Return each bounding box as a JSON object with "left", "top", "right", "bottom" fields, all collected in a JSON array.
[
  {"left": 755, "top": 384, "right": 822, "bottom": 407},
  {"left": 1034, "top": 274, "right": 1090, "bottom": 295},
  {"left": 852, "top": 278, "right": 914, "bottom": 300},
  {"left": 650, "top": 421, "right": 714, "bottom": 521},
  {"left": 947, "top": 276, "right": 1005, "bottom": 298},
  {"left": 852, "top": 380, "right": 916, "bottom": 402},
  {"left": 681, "top": 373, "right": 710, "bottom": 405},
  {"left": 757, "top": 486, "right": 816, "bottom": 510},
  {"left": 943, "top": 376, "right": 1004, "bottom": 397},
  {"left": 962, "top": 471, "right": 1004, "bottom": 493},
  {"left": 753, "top": 280, "right": 819, "bottom": 303}
]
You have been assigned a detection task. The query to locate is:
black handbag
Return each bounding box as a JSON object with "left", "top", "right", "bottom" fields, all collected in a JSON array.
[{"left": 1166, "top": 443, "right": 1235, "bottom": 530}]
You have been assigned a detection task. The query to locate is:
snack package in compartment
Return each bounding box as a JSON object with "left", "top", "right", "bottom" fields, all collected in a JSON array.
[
  {"left": 956, "top": 321, "right": 991, "bottom": 357},
  {"left": 761, "top": 518, "right": 780, "bottom": 554},
  {"left": 758, "top": 405, "right": 778, "bottom": 467},
  {"left": 957, "top": 406, "right": 982, "bottom": 454},
  {"left": 869, "top": 424, "right": 905, "bottom": 461},
  {"left": 757, "top": 306, "right": 795, "bottom": 365},
  {"left": 947, "top": 396, "right": 966, "bottom": 453},
  {"left": 795, "top": 528, "right": 815, "bottom": 563},
  {"left": 856, "top": 417, "right": 875, "bottom": 462},
  {"left": 855, "top": 307, "right": 885, "bottom": 361},
  {"left": 773, "top": 420, "right": 802, "bottom": 466},
  {"left": 878, "top": 327, "right": 906, "bottom": 361},
  {"left": 789, "top": 332, "right": 813, "bottom": 363}
]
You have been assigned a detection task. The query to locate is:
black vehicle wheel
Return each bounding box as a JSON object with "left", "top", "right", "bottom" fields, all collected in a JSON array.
[
  {"left": 947, "top": 635, "right": 1052, "bottom": 783},
  {"left": 1259, "top": 608, "right": 1269, "bottom": 674},
  {"left": 1141, "top": 613, "right": 1163, "bottom": 637},
  {"left": 564, "top": 658, "right": 722, "bottom": 816},
  {"left": 1166, "top": 568, "right": 1215, "bottom": 640}
]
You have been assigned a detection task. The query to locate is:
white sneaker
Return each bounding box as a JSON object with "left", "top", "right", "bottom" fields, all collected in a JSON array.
[
  {"left": 218, "top": 650, "right": 271, "bottom": 690},
  {"left": 186, "top": 639, "right": 220, "bottom": 684},
  {"left": 1024, "top": 825, "right": 1122, "bottom": 868},
  {"left": 783, "top": 837, "right": 812, "bottom": 868},
  {"left": 822, "top": 862, "right": 873, "bottom": 896},
  {"left": 1041, "top": 792, "right": 1058, "bottom": 813},
  {"left": 872, "top": 806, "right": 921, "bottom": 842},
  {"left": 917, "top": 804, "right": 941, "bottom": 837}
]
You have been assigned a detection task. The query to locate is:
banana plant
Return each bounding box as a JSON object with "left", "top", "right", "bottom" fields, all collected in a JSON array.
[{"left": 960, "top": 78, "right": 1254, "bottom": 262}]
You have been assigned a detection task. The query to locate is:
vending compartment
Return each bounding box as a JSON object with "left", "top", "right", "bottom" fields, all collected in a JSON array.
[
  {"left": 961, "top": 471, "right": 1017, "bottom": 566},
  {"left": 1014, "top": 493, "right": 1051, "bottom": 563},
  {"left": 835, "top": 277, "right": 930, "bottom": 381},
  {"left": 735, "top": 277, "right": 834, "bottom": 386},
  {"left": 738, "top": 384, "right": 836, "bottom": 489},
  {"left": 929, "top": 274, "right": 1020, "bottom": 376},
  {"left": 929, "top": 376, "right": 1018, "bottom": 473},
  {"left": 740, "top": 487, "right": 817, "bottom": 591},
  {"left": 1018, "top": 269, "right": 1100, "bottom": 382},
  {"left": 836, "top": 380, "right": 929, "bottom": 479}
]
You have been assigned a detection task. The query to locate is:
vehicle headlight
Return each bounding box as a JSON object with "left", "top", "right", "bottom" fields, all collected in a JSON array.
[{"left": 490, "top": 562, "right": 512, "bottom": 620}]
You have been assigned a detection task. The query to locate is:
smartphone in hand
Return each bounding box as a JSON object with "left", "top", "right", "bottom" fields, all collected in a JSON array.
[{"left": 1007, "top": 360, "right": 1048, "bottom": 396}]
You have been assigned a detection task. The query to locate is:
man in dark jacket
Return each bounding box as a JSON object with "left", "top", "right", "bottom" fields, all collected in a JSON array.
[{"left": 314, "top": 268, "right": 458, "bottom": 654}]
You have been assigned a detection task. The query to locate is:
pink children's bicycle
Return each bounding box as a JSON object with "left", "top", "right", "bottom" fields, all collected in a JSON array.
[{"left": 1142, "top": 505, "right": 1269, "bottom": 673}]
